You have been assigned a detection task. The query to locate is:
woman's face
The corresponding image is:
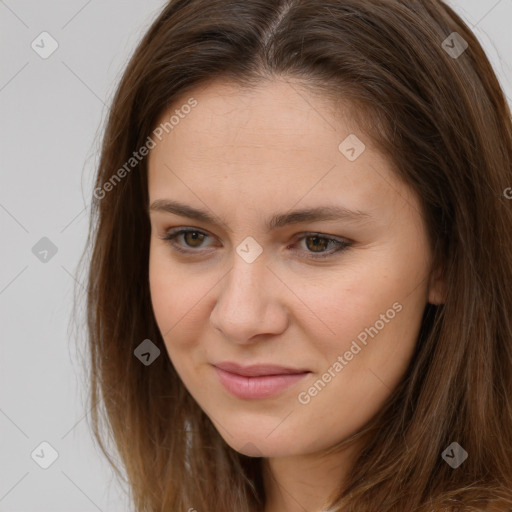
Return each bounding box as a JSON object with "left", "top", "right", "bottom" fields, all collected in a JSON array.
[{"left": 147, "top": 78, "right": 444, "bottom": 458}]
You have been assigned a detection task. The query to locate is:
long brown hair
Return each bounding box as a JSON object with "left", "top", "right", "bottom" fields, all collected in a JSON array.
[{"left": 74, "top": 0, "right": 512, "bottom": 510}]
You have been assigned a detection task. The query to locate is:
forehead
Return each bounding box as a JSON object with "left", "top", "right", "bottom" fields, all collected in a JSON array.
[
  {"left": 150, "top": 78, "right": 360, "bottom": 162},
  {"left": 147, "top": 78, "right": 415, "bottom": 225}
]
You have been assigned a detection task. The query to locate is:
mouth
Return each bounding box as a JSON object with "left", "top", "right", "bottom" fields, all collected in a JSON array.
[{"left": 211, "top": 362, "right": 311, "bottom": 400}]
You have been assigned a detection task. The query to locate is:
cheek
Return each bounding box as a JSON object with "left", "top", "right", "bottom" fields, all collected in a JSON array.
[
  {"left": 149, "top": 245, "right": 190, "bottom": 348},
  {"left": 290, "top": 265, "right": 400, "bottom": 351},
  {"left": 148, "top": 247, "right": 214, "bottom": 359},
  {"left": 292, "top": 295, "right": 423, "bottom": 452},
  {"left": 148, "top": 260, "right": 199, "bottom": 386},
  {"left": 148, "top": 249, "right": 175, "bottom": 333},
  {"left": 149, "top": 241, "right": 187, "bottom": 321},
  {"left": 298, "top": 257, "right": 426, "bottom": 381}
]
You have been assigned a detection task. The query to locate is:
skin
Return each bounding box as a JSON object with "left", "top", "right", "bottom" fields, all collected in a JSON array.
[{"left": 147, "top": 78, "right": 445, "bottom": 512}]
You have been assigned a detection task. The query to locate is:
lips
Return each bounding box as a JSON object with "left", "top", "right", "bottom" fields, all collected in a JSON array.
[
  {"left": 213, "top": 361, "right": 310, "bottom": 377},
  {"left": 212, "top": 361, "right": 311, "bottom": 399}
]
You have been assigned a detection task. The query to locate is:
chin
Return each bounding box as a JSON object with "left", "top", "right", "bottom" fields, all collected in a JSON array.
[{"left": 217, "top": 428, "right": 301, "bottom": 458}]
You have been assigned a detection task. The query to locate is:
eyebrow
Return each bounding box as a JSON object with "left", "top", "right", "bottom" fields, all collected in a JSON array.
[{"left": 149, "top": 199, "right": 374, "bottom": 232}]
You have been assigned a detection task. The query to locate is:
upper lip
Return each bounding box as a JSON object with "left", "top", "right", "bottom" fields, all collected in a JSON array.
[{"left": 212, "top": 361, "right": 311, "bottom": 377}]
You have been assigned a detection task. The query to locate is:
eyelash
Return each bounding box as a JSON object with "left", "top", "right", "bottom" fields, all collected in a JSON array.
[{"left": 159, "top": 228, "right": 352, "bottom": 260}]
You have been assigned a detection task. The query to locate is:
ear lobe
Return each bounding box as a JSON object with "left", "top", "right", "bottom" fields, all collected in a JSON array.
[{"left": 427, "top": 265, "right": 446, "bottom": 305}]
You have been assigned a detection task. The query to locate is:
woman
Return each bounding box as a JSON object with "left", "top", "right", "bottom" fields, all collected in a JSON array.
[{"left": 77, "top": 0, "right": 512, "bottom": 510}]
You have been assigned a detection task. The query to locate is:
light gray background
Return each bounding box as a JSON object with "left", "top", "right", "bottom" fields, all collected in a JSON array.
[{"left": 1, "top": 1, "right": 511, "bottom": 510}]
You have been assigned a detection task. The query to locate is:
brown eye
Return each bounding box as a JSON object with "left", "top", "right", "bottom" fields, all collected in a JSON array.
[
  {"left": 161, "top": 228, "right": 212, "bottom": 253},
  {"left": 161, "top": 228, "right": 351, "bottom": 260},
  {"left": 304, "top": 235, "right": 330, "bottom": 253},
  {"left": 294, "top": 233, "right": 351, "bottom": 260},
  {"left": 182, "top": 231, "right": 206, "bottom": 248}
]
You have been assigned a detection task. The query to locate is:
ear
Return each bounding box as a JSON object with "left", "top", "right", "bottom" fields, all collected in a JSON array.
[{"left": 427, "top": 265, "right": 446, "bottom": 305}]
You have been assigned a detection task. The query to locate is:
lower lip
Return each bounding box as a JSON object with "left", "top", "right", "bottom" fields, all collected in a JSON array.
[{"left": 213, "top": 366, "right": 310, "bottom": 400}]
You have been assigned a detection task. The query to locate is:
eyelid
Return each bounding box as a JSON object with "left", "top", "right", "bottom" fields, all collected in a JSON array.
[{"left": 159, "top": 227, "right": 352, "bottom": 259}]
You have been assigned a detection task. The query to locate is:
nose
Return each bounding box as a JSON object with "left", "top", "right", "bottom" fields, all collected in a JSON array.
[{"left": 209, "top": 253, "right": 289, "bottom": 344}]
